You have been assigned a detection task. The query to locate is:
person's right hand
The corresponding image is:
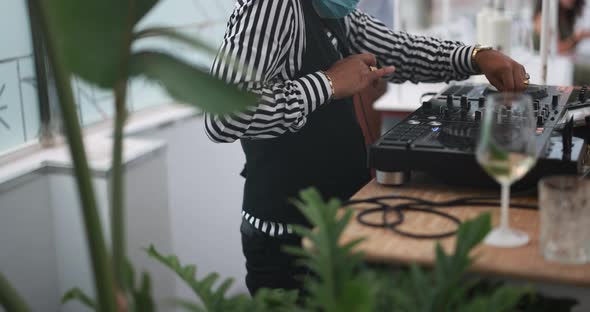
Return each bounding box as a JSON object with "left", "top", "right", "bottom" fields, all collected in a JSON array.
[
  {"left": 575, "top": 30, "right": 590, "bottom": 42},
  {"left": 325, "top": 53, "right": 395, "bottom": 100}
]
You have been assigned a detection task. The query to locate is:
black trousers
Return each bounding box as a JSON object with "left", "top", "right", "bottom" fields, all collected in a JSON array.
[{"left": 240, "top": 219, "right": 308, "bottom": 295}]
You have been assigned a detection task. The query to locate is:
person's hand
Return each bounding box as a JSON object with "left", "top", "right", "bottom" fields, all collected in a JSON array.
[
  {"left": 325, "top": 53, "right": 395, "bottom": 100},
  {"left": 474, "top": 50, "right": 528, "bottom": 92},
  {"left": 575, "top": 30, "right": 590, "bottom": 42}
]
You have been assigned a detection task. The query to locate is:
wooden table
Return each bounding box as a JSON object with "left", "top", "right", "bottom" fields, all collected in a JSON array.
[{"left": 341, "top": 180, "right": 590, "bottom": 288}]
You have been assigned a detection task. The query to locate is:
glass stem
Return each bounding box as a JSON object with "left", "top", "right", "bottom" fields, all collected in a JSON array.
[{"left": 500, "top": 183, "right": 511, "bottom": 230}]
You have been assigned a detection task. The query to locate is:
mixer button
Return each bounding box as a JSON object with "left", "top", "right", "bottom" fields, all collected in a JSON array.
[
  {"left": 460, "top": 96, "right": 469, "bottom": 109},
  {"left": 474, "top": 111, "right": 482, "bottom": 121},
  {"left": 428, "top": 121, "right": 443, "bottom": 126},
  {"left": 552, "top": 95, "right": 559, "bottom": 108},
  {"left": 427, "top": 116, "right": 437, "bottom": 120},
  {"left": 447, "top": 95, "right": 454, "bottom": 108},
  {"left": 478, "top": 97, "right": 485, "bottom": 108},
  {"left": 407, "top": 120, "right": 421, "bottom": 125},
  {"left": 579, "top": 86, "right": 587, "bottom": 102}
]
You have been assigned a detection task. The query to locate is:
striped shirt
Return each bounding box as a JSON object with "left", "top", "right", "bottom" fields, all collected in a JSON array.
[{"left": 205, "top": 0, "right": 478, "bottom": 236}]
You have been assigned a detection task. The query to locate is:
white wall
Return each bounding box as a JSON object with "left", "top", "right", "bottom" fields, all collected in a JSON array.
[
  {"left": 0, "top": 141, "right": 176, "bottom": 311},
  {"left": 0, "top": 173, "right": 60, "bottom": 312},
  {"left": 0, "top": 112, "right": 247, "bottom": 311},
  {"left": 131, "top": 115, "right": 248, "bottom": 297}
]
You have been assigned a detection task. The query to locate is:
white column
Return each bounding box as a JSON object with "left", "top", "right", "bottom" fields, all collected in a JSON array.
[
  {"left": 549, "top": 0, "right": 559, "bottom": 56},
  {"left": 539, "top": 0, "right": 551, "bottom": 84}
]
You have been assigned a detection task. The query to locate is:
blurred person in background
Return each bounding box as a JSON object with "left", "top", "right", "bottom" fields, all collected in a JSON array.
[
  {"left": 534, "top": 0, "right": 590, "bottom": 54},
  {"left": 534, "top": 0, "right": 590, "bottom": 84}
]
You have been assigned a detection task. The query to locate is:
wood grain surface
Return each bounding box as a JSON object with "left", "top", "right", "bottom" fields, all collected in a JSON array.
[{"left": 339, "top": 179, "right": 590, "bottom": 288}]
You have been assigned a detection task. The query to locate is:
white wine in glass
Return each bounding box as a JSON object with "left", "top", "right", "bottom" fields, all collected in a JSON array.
[{"left": 476, "top": 93, "right": 537, "bottom": 248}]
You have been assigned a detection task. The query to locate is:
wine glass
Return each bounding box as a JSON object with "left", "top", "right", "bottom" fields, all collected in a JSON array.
[{"left": 476, "top": 93, "right": 537, "bottom": 248}]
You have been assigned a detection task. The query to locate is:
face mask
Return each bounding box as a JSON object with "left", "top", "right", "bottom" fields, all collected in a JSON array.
[{"left": 312, "top": 0, "right": 360, "bottom": 18}]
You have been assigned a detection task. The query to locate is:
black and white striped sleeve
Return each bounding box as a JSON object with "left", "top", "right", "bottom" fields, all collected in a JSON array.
[
  {"left": 345, "top": 10, "right": 479, "bottom": 84},
  {"left": 205, "top": 0, "right": 332, "bottom": 143}
]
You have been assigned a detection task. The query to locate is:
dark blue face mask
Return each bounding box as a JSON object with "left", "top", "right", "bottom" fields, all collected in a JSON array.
[{"left": 312, "top": 0, "right": 360, "bottom": 18}]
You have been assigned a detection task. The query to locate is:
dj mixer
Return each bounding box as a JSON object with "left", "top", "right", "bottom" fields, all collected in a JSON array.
[{"left": 369, "top": 83, "right": 590, "bottom": 188}]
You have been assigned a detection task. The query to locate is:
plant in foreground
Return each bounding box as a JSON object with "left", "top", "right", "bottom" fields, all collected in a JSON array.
[
  {"left": 1, "top": 0, "right": 255, "bottom": 311},
  {"left": 58, "top": 189, "right": 537, "bottom": 312}
]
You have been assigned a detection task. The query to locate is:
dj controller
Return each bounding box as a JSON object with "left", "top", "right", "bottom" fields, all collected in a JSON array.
[{"left": 369, "top": 83, "right": 590, "bottom": 188}]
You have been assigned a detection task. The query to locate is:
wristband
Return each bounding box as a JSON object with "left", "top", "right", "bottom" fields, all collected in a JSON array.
[{"left": 321, "top": 71, "right": 335, "bottom": 102}]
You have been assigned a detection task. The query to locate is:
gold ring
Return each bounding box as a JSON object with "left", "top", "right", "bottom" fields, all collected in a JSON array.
[
  {"left": 369, "top": 66, "right": 378, "bottom": 72},
  {"left": 524, "top": 78, "right": 530, "bottom": 85}
]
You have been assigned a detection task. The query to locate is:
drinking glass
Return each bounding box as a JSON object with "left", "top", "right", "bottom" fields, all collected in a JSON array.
[
  {"left": 539, "top": 176, "right": 590, "bottom": 264},
  {"left": 476, "top": 93, "right": 537, "bottom": 247}
]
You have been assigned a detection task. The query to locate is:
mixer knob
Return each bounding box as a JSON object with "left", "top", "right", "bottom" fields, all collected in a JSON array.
[
  {"left": 478, "top": 97, "right": 485, "bottom": 108},
  {"left": 474, "top": 110, "right": 482, "bottom": 121},
  {"left": 552, "top": 95, "right": 559, "bottom": 108},
  {"left": 537, "top": 115, "right": 544, "bottom": 127},
  {"left": 446, "top": 96, "right": 454, "bottom": 109},
  {"left": 533, "top": 100, "right": 540, "bottom": 111},
  {"left": 461, "top": 96, "right": 468, "bottom": 109}
]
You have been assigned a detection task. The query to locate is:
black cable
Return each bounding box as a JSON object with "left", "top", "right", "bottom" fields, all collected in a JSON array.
[{"left": 346, "top": 190, "right": 538, "bottom": 240}]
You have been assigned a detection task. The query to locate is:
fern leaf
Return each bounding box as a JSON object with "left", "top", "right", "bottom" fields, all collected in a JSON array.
[
  {"left": 61, "top": 287, "right": 95, "bottom": 309},
  {"left": 288, "top": 188, "right": 375, "bottom": 312}
]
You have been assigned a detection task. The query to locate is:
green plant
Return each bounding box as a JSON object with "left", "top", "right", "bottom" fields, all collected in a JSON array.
[
  {"left": 373, "top": 214, "right": 530, "bottom": 312},
  {"left": 287, "top": 189, "right": 531, "bottom": 312},
  {"left": 145, "top": 246, "right": 299, "bottom": 312},
  {"left": 286, "top": 189, "right": 376, "bottom": 312},
  {"left": 82, "top": 188, "right": 534, "bottom": 312},
  {"left": 0, "top": 1, "right": 255, "bottom": 311}
]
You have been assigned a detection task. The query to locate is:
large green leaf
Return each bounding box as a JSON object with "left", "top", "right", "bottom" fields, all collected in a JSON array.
[
  {"left": 129, "top": 51, "right": 257, "bottom": 114},
  {"left": 41, "top": 0, "right": 159, "bottom": 89}
]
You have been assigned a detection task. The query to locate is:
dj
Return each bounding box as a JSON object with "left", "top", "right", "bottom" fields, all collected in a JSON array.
[{"left": 205, "top": 0, "right": 529, "bottom": 295}]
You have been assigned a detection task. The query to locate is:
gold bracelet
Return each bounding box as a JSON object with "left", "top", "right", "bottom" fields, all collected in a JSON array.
[{"left": 321, "top": 71, "right": 335, "bottom": 102}]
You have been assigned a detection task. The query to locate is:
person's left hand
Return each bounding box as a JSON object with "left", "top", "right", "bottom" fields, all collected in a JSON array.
[
  {"left": 575, "top": 30, "right": 590, "bottom": 42},
  {"left": 474, "top": 49, "right": 528, "bottom": 92}
]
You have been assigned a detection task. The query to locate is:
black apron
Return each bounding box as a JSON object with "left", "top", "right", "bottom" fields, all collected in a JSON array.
[{"left": 240, "top": 0, "right": 370, "bottom": 226}]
